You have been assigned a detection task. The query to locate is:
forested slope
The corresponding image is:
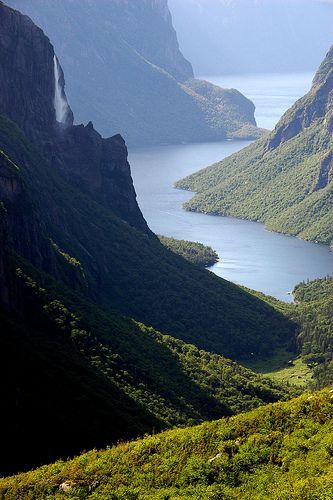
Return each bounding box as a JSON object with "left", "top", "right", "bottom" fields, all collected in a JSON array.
[{"left": 176, "top": 46, "right": 333, "bottom": 246}]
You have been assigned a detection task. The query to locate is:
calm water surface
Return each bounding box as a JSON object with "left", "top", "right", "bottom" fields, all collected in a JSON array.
[
  {"left": 129, "top": 73, "right": 333, "bottom": 302},
  {"left": 203, "top": 72, "right": 314, "bottom": 129}
]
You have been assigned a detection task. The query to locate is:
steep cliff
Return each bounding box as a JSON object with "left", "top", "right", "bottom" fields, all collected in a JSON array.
[
  {"left": 103, "top": 0, "right": 194, "bottom": 82},
  {"left": 0, "top": 187, "right": 8, "bottom": 304},
  {"left": 176, "top": 46, "right": 333, "bottom": 246},
  {"left": 266, "top": 45, "right": 333, "bottom": 151},
  {"left": 52, "top": 124, "right": 149, "bottom": 232},
  {"left": 0, "top": 1, "right": 72, "bottom": 143},
  {"left": 6, "top": 0, "right": 260, "bottom": 146},
  {"left": 0, "top": 1, "right": 148, "bottom": 233}
]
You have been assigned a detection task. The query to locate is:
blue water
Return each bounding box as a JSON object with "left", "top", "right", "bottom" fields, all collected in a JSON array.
[
  {"left": 203, "top": 71, "right": 314, "bottom": 129},
  {"left": 129, "top": 72, "right": 333, "bottom": 302}
]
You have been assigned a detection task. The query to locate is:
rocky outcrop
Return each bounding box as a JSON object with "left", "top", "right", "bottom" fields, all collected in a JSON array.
[
  {"left": 53, "top": 123, "right": 149, "bottom": 232},
  {"left": 313, "top": 46, "right": 333, "bottom": 87},
  {"left": 314, "top": 150, "right": 333, "bottom": 191},
  {"left": 266, "top": 45, "right": 333, "bottom": 151}
]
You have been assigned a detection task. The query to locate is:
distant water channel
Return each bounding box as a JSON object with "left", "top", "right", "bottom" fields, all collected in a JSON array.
[
  {"left": 204, "top": 71, "right": 315, "bottom": 129},
  {"left": 129, "top": 72, "right": 333, "bottom": 302}
]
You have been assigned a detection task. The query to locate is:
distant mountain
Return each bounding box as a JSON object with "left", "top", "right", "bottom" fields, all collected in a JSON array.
[
  {"left": 5, "top": 0, "right": 261, "bottom": 146},
  {"left": 0, "top": 1, "right": 293, "bottom": 473},
  {"left": 169, "top": 0, "right": 333, "bottom": 76},
  {"left": 176, "top": 46, "right": 333, "bottom": 247}
]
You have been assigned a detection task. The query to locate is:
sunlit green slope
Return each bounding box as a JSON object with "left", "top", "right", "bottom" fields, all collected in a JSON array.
[
  {"left": 176, "top": 46, "right": 333, "bottom": 246},
  {"left": 2, "top": 390, "right": 333, "bottom": 499}
]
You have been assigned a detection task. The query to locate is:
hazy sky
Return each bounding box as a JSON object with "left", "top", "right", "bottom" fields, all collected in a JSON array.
[{"left": 169, "top": 0, "right": 333, "bottom": 75}]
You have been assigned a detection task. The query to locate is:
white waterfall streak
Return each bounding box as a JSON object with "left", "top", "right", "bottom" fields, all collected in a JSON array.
[{"left": 53, "top": 55, "right": 68, "bottom": 123}]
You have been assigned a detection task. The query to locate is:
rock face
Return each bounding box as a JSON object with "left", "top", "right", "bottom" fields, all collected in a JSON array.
[
  {"left": 104, "top": 0, "right": 194, "bottom": 82},
  {"left": 6, "top": 0, "right": 261, "bottom": 146},
  {"left": 0, "top": 141, "right": 63, "bottom": 290},
  {"left": 0, "top": 198, "right": 8, "bottom": 304},
  {"left": 266, "top": 46, "right": 333, "bottom": 151},
  {"left": 0, "top": 1, "right": 73, "bottom": 143},
  {"left": 176, "top": 46, "right": 333, "bottom": 246},
  {"left": 53, "top": 124, "right": 149, "bottom": 231},
  {"left": 0, "top": 1, "right": 147, "bottom": 233}
]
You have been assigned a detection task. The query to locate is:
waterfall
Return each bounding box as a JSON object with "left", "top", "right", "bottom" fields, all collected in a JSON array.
[{"left": 53, "top": 55, "right": 69, "bottom": 123}]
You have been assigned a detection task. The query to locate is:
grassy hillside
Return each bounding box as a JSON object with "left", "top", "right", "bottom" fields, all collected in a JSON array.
[
  {"left": 2, "top": 390, "right": 333, "bottom": 499},
  {"left": 0, "top": 252, "right": 294, "bottom": 475},
  {"left": 176, "top": 48, "right": 333, "bottom": 246}
]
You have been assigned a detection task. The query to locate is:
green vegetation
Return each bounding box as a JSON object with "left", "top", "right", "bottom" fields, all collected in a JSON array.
[
  {"left": 2, "top": 110, "right": 330, "bottom": 477},
  {"left": 0, "top": 93, "right": 292, "bottom": 476},
  {"left": 292, "top": 277, "right": 333, "bottom": 389},
  {"left": 176, "top": 121, "right": 332, "bottom": 246},
  {"left": 267, "top": 357, "right": 313, "bottom": 387},
  {"left": 158, "top": 235, "right": 219, "bottom": 267},
  {"left": 245, "top": 349, "right": 313, "bottom": 388},
  {"left": 294, "top": 276, "right": 333, "bottom": 302},
  {"left": 242, "top": 278, "right": 333, "bottom": 389},
  {"left": 0, "top": 256, "right": 294, "bottom": 475},
  {"left": 50, "top": 240, "right": 83, "bottom": 269},
  {"left": 0, "top": 4, "right": 331, "bottom": 489},
  {"left": 175, "top": 48, "right": 333, "bottom": 246},
  {"left": 2, "top": 390, "right": 333, "bottom": 499},
  {"left": 0, "top": 113, "right": 295, "bottom": 362},
  {"left": 182, "top": 78, "right": 261, "bottom": 140}
]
